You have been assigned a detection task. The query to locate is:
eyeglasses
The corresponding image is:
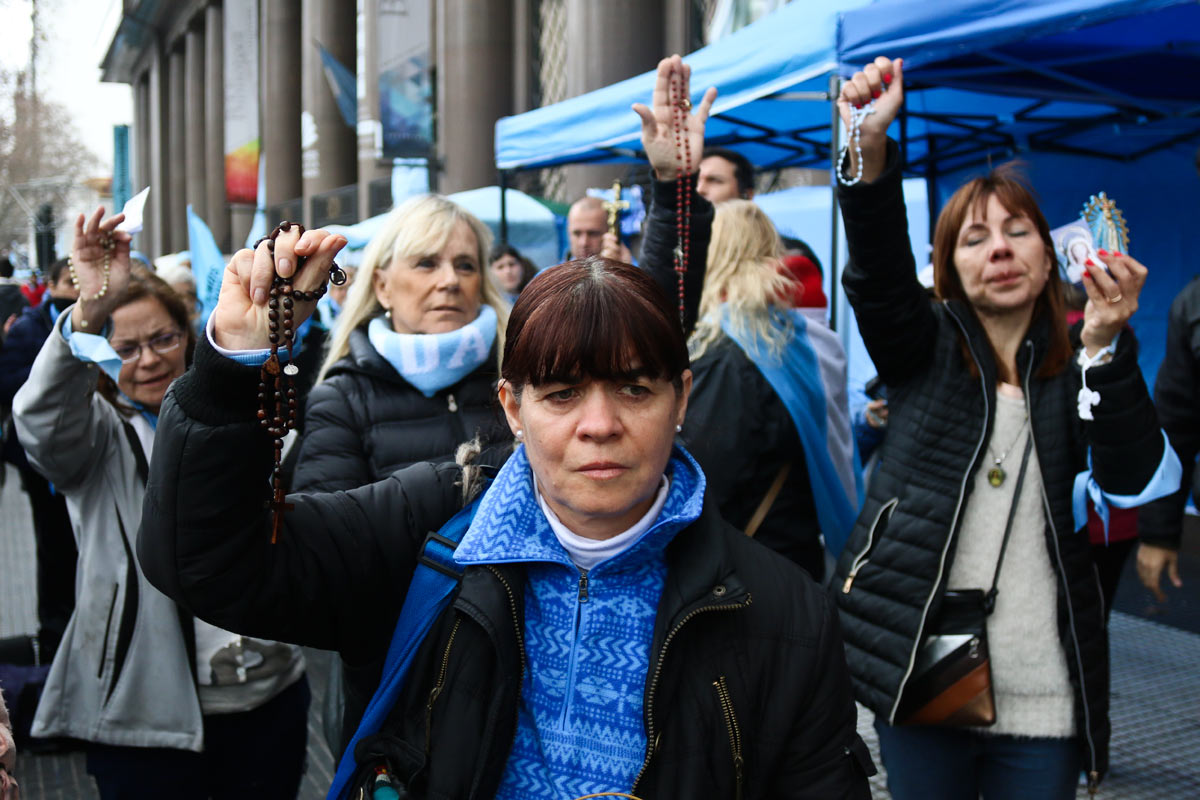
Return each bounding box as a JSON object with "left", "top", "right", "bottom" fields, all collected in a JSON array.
[{"left": 112, "top": 331, "right": 184, "bottom": 364}]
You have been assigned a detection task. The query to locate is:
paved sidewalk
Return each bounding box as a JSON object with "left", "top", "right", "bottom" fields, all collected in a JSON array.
[
  {"left": 4, "top": 463, "right": 1199, "bottom": 797},
  {"left": 858, "top": 609, "right": 1200, "bottom": 798}
]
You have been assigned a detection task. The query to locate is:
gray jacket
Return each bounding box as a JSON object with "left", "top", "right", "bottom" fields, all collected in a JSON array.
[{"left": 13, "top": 314, "right": 206, "bottom": 750}]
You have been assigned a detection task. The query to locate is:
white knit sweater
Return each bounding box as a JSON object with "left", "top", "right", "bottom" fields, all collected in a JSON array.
[{"left": 946, "top": 385, "right": 1076, "bottom": 738}]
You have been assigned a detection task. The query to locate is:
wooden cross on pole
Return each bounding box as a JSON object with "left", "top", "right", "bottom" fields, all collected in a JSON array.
[{"left": 602, "top": 179, "right": 630, "bottom": 237}]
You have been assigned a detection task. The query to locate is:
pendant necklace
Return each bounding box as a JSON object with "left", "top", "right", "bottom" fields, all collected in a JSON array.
[{"left": 986, "top": 417, "right": 1029, "bottom": 488}]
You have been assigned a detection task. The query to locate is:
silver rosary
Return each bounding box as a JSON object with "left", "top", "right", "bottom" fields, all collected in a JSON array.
[{"left": 837, "top": 100, "right": 876, "bottom": 187}]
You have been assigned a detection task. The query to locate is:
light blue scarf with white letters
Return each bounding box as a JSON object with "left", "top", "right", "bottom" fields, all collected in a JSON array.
[{"left": 368, "top": 304, "right": 497, "bottom": 397}]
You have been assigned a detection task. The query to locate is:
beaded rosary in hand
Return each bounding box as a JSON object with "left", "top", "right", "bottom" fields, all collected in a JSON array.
[
  {"left": 670, "top": 72, "right": 693, "bottom": 325},
  {"left": 67, "top": 233, "right": 117, "bottom": 329},
  {"left": 254, "top": 221, "right": 347, "bottom": 543}
]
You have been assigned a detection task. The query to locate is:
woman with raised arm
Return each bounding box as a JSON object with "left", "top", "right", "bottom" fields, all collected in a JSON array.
[
  {"left": 832, "top": 57, "right": 1178, "bottom": 798},
  {"left": 139, "top": 55, "right": 873, "bottom": 800},
  {"left": 12, "top": 210, "right": 309, "bottom": 799}
]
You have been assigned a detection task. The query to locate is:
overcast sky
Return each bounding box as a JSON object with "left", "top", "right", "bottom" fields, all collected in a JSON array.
[{"left": 0, "top": 0, "right": 131, "bottom": 173}]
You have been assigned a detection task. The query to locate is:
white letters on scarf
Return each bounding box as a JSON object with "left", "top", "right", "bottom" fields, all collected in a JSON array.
[
  {"left": 369, "top": 304, "right": 498, "bottom": 397},
  {"left": 398, "top": 336, "right": 439, "bottom": 375},
  {"left": 447, "top": 324, "right": 489, "bottom": 370}
]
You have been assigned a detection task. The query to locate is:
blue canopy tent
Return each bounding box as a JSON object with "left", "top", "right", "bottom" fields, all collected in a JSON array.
[
  {"left": 495, "top": 0, "right": 1200, "bottom": 384},
  {"left": 496, "top": 0, "right": 1200, "bottom": 175},
  {"left": 325, "top": 186, "right": 561, "bottom": 270}
]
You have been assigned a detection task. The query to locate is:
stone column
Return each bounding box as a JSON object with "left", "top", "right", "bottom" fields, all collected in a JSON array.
[
  {"left": 205, "top": 3, "right": 231, "bottom": 252},
  {"left": 663, "top": 0, "right": 694, "bottom": 58},
  {"left": 562, "top": 0, "right": 664, "bottom": 201},
  {"left": 262, "top": 0, "right": 303, "bottom": 212},
  {"left": 512, "top": 0, "right": 535, "bottom": 114},
  {"left": 436, "top": 0, "right": 513, "bottom": 194},
  {"left": 147, "top": 41, "right": 170, "bottom": 256},
  {"left": 132, "top": 74, "right": 150, "bottom": 253},
  {"left": 302, "top": 0, "right": 357, "bottom": 223},
  {"left": 167, "top": 44, "right": 188, "bottom": 252},
  {"left": 357, "top": 0, "right": 391, "bottom": 219},
  {"left": 184, "top": 26, "right": 207, "bottom": 221}
]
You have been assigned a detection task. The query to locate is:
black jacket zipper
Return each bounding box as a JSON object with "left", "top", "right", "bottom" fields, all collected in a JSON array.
[
  {"left": 631, "top": 593, "right": 752, "bottom": 793},
  {"left": 713, "top": 675, "right": 744, "bottom": 800},
  {"left": 1021, "top": 345, "right": 1100, "bottom": 791},
  {"left": 425, "top": 616, "right": 462, "bottom": 756}
]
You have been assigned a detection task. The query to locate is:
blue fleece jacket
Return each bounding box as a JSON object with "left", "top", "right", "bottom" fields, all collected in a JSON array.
[{"left": 454, "top": 443, "right": 705, "bottom": 799}]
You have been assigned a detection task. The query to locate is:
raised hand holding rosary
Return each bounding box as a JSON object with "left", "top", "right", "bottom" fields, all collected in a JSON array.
[
  {"left": 255, "top": 221, "right": 347, "bottom": 543},
  {"left": 837, "top": 101, "right": 876, "bottom": 187},
  {"left": 67, "top": 233, "right": 117, "bottom": 328}
]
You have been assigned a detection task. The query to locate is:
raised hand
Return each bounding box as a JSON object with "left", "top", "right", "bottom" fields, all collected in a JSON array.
[
  {"left": 1078, "top": 249, "right": 1147, "bottom": 355},
  {"left": 633, "top": 54, "right": 717, "bottom": 182},
  {"left": 600, "top": 231, "right": 633, "bottom": 264},
  {"left": 69, "top": 207, "right": 133, "bottom": 331},
  {"left": 212, "top": 225, "right": 347, "bottom": 351},
  {"left": 836, "top": 56, "right": 904, "bottom": 185}
]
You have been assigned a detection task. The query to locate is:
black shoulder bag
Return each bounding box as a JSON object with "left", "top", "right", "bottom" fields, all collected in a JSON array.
[{"left": 895, "top": 436, "right": 1034, "bottom": 727}]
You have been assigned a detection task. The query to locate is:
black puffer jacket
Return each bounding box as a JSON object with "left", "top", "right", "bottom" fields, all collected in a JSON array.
[
  {"left": 683, "top": 338, "right": 822, "bottom": 577},
  {"left": 292, "top": 324, "right": 508, "bottom": 492},
  {"left": 138, "top": 340, "right": 874, "bottom": 799},
  {"left": 835, "top": 143, "right": 1167, "bottom": 783},
  {"left": 1140, "top": 276, "right": 1200, "bottom": 548}
]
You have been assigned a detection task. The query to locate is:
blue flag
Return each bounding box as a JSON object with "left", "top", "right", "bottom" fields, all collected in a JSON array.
[
  {"left": 187, "top": 205, "right": 225, "bottom": 326},
  {"left": 720, "top": 306, "right": 864, "bottom": 558},
  {"left": 318, "top": 42, "right": 357, "bottom": 129}
]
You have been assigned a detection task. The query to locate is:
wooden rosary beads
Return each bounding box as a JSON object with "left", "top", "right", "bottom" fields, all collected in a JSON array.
[
  {"left": 255, "top": 221, "right": 347, "bottom": 543},
  {"left": 671, "top": 73, "right": 693, "bottom": 325}
]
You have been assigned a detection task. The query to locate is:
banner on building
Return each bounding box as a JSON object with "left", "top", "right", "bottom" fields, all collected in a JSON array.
[
  {"left": 224, "top": 0, "right": 260, "bottom": 204},
  {"left": 378, "top": 0, "right": 432, "bottom": 158},
  {"left": 112, "top": 125, "right": 131, "bottom": 214}
]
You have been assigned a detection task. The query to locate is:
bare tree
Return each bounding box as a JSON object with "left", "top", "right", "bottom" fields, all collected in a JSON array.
[{"left": 0, "top": 66, "right": 101, "bottom": 260}]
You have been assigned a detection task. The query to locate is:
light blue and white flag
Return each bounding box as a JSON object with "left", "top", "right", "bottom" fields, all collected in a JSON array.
[
  {"left": 720, "top": 305, "right": 863, "bottom": 558},
  {"left": 187, "top": 205, "right": 226, "bottom": 327}
]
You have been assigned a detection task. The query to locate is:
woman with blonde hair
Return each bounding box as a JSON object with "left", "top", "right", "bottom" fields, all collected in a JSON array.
[
  {"left": 292, "top": 193, "right": 511, "bottom": 749},
  {"left": 681, "top": 199, "right": 860, "bottom": 580},
  {"left": 294, "top": 193, "right": 510, "bottom": 492}
]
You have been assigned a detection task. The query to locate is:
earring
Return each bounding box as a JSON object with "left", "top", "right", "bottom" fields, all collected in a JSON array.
[
  {"left": 675, "top": 424, "right": 682, "bottom": 433},
  {"left": 515, "top": 429, "right": 524, "bottom": 440},
  {"left": 384, "top": 308, "right": 392, "bottom": 319}
]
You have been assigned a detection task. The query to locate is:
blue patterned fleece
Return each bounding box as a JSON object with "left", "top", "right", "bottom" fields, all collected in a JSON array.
[{"left": 453, "top": 444, "right": 705, "bottom": 800}]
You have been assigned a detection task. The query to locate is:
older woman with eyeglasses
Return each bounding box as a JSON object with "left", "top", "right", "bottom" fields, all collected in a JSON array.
[{"left": 12, "top": 208, "right": 310, "bottom": 800}]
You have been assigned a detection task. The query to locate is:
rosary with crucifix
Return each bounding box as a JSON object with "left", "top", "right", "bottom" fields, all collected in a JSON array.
[{"left": 255, "top": 221, "right": 346, "bottom": 543}]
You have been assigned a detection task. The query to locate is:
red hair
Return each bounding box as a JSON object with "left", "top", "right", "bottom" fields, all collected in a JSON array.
[
  {"left": 932, "top": 164, "right": 1070, "bottom": 378},
  {"left": 502, "top": 257, "right": 689, "bottom": 392}
]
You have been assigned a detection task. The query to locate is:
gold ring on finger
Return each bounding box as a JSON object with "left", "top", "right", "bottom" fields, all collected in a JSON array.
[{"left": 1107, "top": 293, "right": 1123, "bottom": 304}]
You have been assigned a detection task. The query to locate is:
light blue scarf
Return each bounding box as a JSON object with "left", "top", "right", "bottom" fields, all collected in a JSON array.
[{"left": 368, "top": 304, "right": 497, "bottom": 397}]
